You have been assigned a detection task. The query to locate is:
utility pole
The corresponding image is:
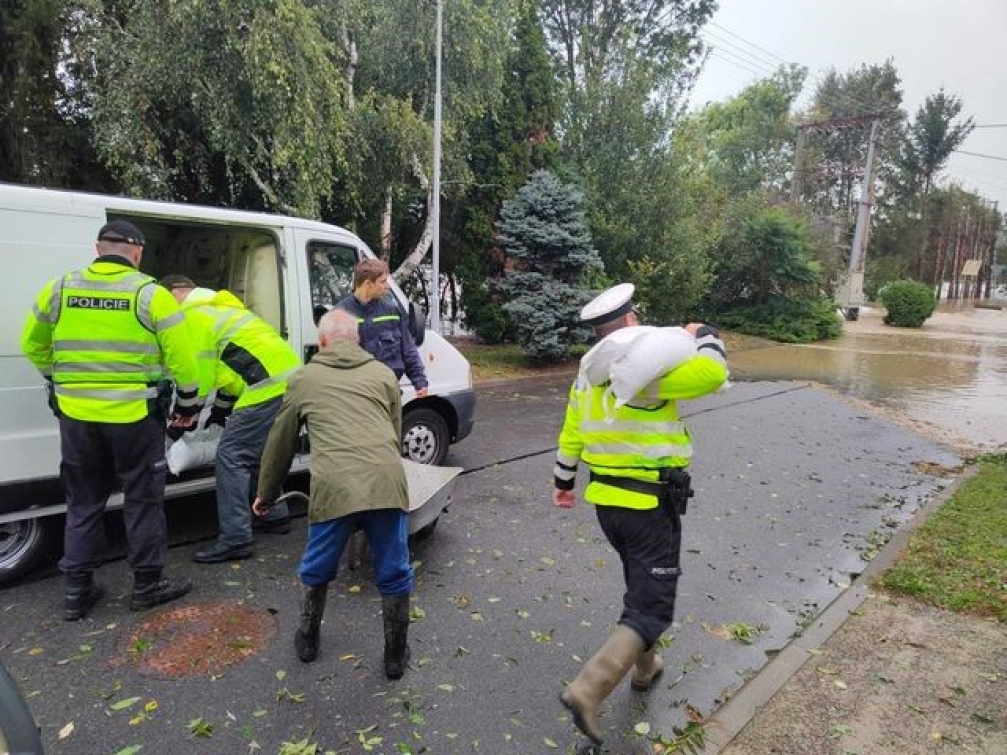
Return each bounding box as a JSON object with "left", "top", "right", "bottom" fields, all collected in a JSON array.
[
  {"left": 848, "top": 119, "right": 880, "bottom": 278},
  {"left": 790, "top": 111, "right": 886, "bottom": 207}
]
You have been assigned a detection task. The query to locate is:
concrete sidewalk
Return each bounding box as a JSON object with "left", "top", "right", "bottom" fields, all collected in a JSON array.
[{"left": 702, "top": 457, "right": 1006, "bottom": 754}]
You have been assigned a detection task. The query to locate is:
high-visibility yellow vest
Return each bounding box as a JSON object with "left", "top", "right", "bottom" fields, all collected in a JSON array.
[
  {"left": 181, "top": 289, "right": 300, "bottom": 412},
  {"left": 555, "top": 353, "right": 729, "bottom": 510},
  {"left": 20, "top": 259, "right": 201, "bottom": 423}
]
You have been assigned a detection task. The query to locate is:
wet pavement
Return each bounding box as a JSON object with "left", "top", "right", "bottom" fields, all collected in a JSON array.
[
  {"left": 728, "top": 303, "right": 1007, "bottom": 451},
  {"left": 0, "top": 375, "right": 963, "bottom": 754}
]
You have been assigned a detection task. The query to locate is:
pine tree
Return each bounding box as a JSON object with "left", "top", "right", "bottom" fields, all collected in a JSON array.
[
  {"left": 453, "top": 0, "right": 559, "bottom": 341},
  {"left": 497, "top": 170, "right": 604, "bottom": 360}
]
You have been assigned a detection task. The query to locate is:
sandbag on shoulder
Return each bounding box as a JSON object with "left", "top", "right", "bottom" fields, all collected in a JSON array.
[
  {"left": 577, "top": 325, "right": 657, "bottom": 388},
  {"left": 607, "top": 327, "right": 697, "bottom": 408}
]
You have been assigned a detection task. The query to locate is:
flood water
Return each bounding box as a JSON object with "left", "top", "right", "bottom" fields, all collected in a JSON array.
[{"left": 726, "top": 302, "right": 1007, "bottom": 451}]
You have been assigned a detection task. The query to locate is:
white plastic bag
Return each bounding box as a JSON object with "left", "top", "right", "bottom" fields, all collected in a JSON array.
[
  {"left": 165, "top": 425, "right": 224, "bottom": 475},
  {"left": 606, "top": 327, "right": 697, "bottom": 409}
]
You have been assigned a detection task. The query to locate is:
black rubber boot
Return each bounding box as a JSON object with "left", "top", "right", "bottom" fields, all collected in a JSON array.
[
  {"left": 63, "top": 571, "right": 104, "bottom": 621},
  {"left": 382, "top": 594, "right": 411, "bottom": 680},
  {"left": 130, "top": 569, "right": 192, "bottom": 611},
  {"left": 294, "top": 584, "right": 328, "bottom": 663}
]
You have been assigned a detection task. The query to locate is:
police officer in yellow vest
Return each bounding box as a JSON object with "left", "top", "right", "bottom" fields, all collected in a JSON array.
[
  {"left": 21, "top": 220, "right": 203, "bottom": 621},
  {"left": 553, "top": 284, "right": 729, "bottom": 747},
  {"left": 160, "top": 275, "right": 300, "bottom": 563}
]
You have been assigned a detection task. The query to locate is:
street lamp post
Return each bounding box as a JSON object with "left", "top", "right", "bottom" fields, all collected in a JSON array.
[{"left": 430, "top": 0, "right": 443, "bottom": 333}]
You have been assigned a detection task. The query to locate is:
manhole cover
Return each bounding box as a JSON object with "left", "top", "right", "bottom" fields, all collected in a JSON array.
[{"left": 122, "top": 602, "right": 277, "bottom": 679}]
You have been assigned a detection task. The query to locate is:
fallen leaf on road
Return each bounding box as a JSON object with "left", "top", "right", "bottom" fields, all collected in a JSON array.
[
  {"left": 110, "top": 697, "right": 142, "bottom": 711},
  {"left": 58, "top": 722, "right": 74, "bottom": 740}
]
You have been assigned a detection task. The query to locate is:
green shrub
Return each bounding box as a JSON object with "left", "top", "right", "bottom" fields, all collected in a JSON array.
[
  {"left": 877, "top": 279, "right": 936, "bottom": 327},
  {"left": 716, "top": 297, "right": 842, "bottom": 343}
]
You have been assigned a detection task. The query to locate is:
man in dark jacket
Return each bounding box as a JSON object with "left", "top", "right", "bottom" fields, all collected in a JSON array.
[
  {"left": 253, "top": 310, "right": 414, "bottom": 680},
  {"left": 335, "top": 259, "right": 428, "bottom": 397}
]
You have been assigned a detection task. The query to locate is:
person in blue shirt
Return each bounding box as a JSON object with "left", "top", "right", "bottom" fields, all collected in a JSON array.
[{"left": 335, "top": 259, "right": 428, "bottom": 397}]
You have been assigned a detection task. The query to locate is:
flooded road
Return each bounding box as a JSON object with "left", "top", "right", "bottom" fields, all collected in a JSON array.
[{"left": 727, "top": 302, "right": 1007, "bottom": 451}]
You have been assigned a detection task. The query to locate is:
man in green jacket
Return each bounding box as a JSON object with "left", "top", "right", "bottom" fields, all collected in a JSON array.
[{"left": 253, "top": 309, "right": 414, "bottom": 680}]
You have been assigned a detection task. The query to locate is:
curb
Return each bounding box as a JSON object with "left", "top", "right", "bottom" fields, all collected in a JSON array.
[
  {"left": 700, "top": 461, "right": 978, "bottom": 753},
  {"left": 472, "top": 370, "right": 577, "bottom": 391}
]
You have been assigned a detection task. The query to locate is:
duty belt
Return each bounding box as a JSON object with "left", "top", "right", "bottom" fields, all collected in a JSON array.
[
  {"left": 589, "top": 468, "right": 693, "bottom": 516},
  {"left": 589, "top": 472, "right": 669, "bottom": 497}
]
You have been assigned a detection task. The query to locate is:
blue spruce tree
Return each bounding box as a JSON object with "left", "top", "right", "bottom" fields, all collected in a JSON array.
[{"left": 497, "top": 170, "right": 604, "bottom": 360}]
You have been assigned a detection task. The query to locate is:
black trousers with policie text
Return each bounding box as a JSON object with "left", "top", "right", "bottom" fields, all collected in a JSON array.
[
  {"left": 595, "top": 502, "right": 683, "bottom": 649},
  {"left": 58, "top": 414, "right": 169, "bottom": 574}
]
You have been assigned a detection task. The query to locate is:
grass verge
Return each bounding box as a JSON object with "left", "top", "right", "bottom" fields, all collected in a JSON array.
[
  {"left": 451, "top": 340, "right": 581, "bottom": 382},
  {"left": 880, "top": 453, "right": 1007, "bottom": 621}
]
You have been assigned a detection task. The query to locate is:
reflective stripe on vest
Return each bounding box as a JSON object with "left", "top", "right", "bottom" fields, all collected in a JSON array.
[
  {"left": 247, "top": 366, "right": 297, "bottom": 391},
  {"left": 218, "top": 312, "right": 259, "bottom": 343},
  {"left": 54, "top": 339, "right": 160, "bottom": 354},
  {"left": 62, "top": 271, "right": 151, "bottom": 292},
  {"left": 584, "top": 441, "right": 693, "bottom": 459},
  {"left": 54, "top": 384, "right": 159, "bottom": 401}
]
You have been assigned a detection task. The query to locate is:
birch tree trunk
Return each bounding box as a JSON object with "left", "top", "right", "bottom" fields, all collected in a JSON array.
[
  {"left": 392, "top": 156, "right": 435, "bottom": 282},
  {"left": 380, "top": 186, "right": 393, "bottom": 261}
]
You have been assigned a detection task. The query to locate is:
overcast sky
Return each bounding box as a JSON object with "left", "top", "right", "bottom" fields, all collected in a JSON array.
[{"left": 689, "top": 0, "right": 1007, "bottom": 212}]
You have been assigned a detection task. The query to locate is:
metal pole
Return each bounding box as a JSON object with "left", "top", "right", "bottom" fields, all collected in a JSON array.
[
  {"left": 849, "top": 119, "right": 880, "bottom": 274},
  {"left": 791, "top": 126, "right": 806, "bottom": 204},
  {"left": 429, "top": 0, "right": 443, "bottom": 333}
]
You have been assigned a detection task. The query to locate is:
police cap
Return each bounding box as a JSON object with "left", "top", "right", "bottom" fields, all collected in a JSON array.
[
  {"left": 97, "top": 219, "right": 145, "bottom": 247},
  {"left": 580, "top": 283, "right": 635, "bottom": 327}
]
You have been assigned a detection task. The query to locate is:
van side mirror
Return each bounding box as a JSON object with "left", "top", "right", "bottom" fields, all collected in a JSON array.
[
  {"left": 313, "top": 304, "right": 330, "bottom": 326},
  {"left": 408, "top": 301, "right": 426, "bottom": 346}
]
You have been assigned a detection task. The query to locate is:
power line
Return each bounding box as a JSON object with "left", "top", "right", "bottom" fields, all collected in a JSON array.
[
  {"left": 702, "top": 29, "right": 781, "bottom": 72},
  {"left": 954, "top": 149, "right": 1007, "bottom": 163},
  {"left": 703, "top": 21, "right": 901, "bottom": 119},
  {"left": 708, "top": 21, "right": 789, "bottom": 64},
  {"left": 705, "top": 44, "right": 777, "bottom": 77},
  {"left": 706, "top": 51, "right": 770, "bottom": 79},
  {"left": 974, "top": 123, "right": 1007, "bottom": 129}
]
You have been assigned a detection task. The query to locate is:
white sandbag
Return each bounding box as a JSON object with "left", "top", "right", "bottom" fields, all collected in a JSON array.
[
  {"left": 607, "top": 327, "right": 697, "bottom": 408},
  {"left": 578, "top": 325, "right": 657, "bottom": 387},
  {"left": 165, "top": 425, "right": 224, "bottom": 475}
]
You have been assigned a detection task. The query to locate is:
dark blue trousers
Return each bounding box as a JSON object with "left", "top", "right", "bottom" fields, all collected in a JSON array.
[
  {"left": 595, "top": 503, "right": 683, "bottom": 649},
  {"left": 58, "top": 414, "right": 168, "bottom": 573},
  {"left": 299, "top": 508, "right": 414, "bottom": 596}
]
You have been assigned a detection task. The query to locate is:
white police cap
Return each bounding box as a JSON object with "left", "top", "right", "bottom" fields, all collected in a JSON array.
[{"left": 580, "top": 283, "right": 635, "bottom": 327}]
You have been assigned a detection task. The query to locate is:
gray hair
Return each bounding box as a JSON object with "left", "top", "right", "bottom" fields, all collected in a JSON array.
[{"left": 318, "top": 309, "right": 360, "bottom": 345}]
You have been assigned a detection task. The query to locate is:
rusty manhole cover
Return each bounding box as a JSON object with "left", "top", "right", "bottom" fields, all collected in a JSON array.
[{"left": 121, "top": 602, "right": 277, "bottom": 679}]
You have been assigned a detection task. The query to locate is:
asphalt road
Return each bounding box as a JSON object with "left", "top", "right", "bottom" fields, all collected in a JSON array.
[{"left": 0, "top": 377, "right": 962, "bottom": 755}]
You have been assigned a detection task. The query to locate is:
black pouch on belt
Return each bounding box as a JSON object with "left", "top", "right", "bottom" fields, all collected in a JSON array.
[{"left": 659, "top": 467, "right": 694, "bottom": 517}]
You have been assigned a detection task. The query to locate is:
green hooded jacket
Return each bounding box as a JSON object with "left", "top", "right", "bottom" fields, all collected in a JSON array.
[{"left": 257, "top": 341, "right": 407, "bottom": 523}]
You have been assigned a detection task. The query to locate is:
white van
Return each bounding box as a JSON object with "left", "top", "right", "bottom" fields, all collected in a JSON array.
[{"left": 0, "top": 184, "right": 475, "bottom": 582}]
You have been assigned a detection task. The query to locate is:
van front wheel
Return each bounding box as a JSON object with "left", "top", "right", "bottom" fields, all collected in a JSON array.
[
  {"left": 0, "top": 518, "right": 56, "bottom": 584},
  {"left": 402, "top": 408, "right": 450, "bottom": 466}
]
